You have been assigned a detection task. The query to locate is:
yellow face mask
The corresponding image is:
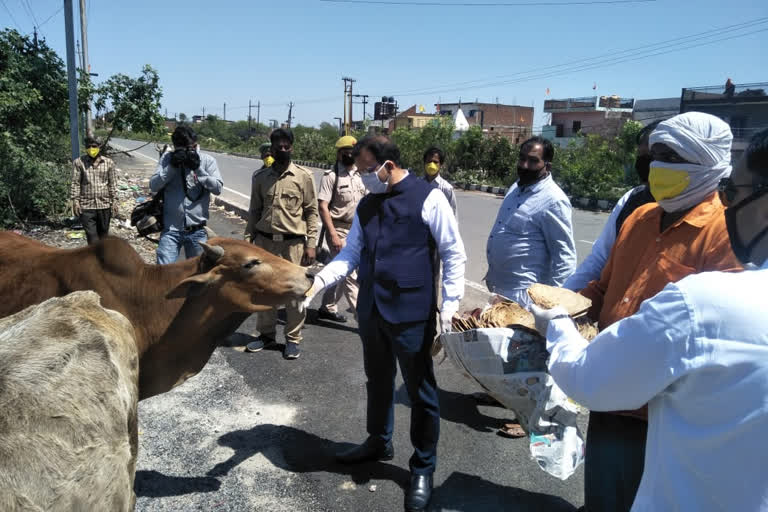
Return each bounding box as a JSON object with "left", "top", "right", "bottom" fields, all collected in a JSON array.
[
  {"left": 263, "top": 156, "right": 275, "bottom": 168},
  {"left": 649, "top": 166, "right": 690, "bottom": 202},
  {"left": 425, "top": 162, "right": 440, "bottom": 176},
  {"left": 87, "top": 147, "right": 100, "bottom": 159}
]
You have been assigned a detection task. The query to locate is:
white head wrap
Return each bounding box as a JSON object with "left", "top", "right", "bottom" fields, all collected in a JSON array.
[{"left": 649, "top": 112, "right": 733, "bottom": 212}]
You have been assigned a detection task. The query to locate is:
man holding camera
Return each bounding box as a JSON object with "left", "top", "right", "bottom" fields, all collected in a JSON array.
[{"left": 150, "top": 126, "right": 223, "bottom": 264}]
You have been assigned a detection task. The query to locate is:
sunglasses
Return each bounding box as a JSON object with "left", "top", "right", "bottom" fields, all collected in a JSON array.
[{"left": 718, "top": 177, "right": 768, "bottom": 205}]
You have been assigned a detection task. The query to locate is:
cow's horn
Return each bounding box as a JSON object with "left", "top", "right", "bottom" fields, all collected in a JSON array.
[{"left": 200, "top": 242, "right": 225, "bottom": 262}]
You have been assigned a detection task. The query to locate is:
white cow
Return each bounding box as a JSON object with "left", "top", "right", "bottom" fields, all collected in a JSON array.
[{"left": 0, "top": 291, "right": 139, "bottom": 511}]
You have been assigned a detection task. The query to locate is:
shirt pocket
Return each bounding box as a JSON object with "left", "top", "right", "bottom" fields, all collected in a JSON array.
[{"left": 505, "top": 210, "right": 535, "bottom": 234}]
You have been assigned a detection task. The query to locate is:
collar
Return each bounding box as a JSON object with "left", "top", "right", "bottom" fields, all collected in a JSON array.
[
  {"left": 389, "top": 170, "right": 412, "bottom": 194},
  {"left": 87, "top": 154, "right": 103, "bottom": 165},
  {"left": 649, "top": 191, "right": 724, "bottom": 230},
  {"left": 517, "top": 173, "right": 551, "bottom": 193},
  {"left": 272, "top": 162, "right": 296, "bottom": 177}
]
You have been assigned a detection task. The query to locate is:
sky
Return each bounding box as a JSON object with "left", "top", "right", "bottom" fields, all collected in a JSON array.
[{"left": 3, "top": 0, "right": 767, "bottom": 130}]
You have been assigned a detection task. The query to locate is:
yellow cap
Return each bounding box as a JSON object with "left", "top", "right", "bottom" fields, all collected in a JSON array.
[{"left": 335, "top": 135, "right": 357, "bottom": 149}]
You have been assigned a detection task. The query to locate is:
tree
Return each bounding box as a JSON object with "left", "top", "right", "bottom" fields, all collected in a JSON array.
[
  {"left": 93, "top": 64, "right": 164, "bottom": 143},
  {"left": 0, "top": 29, "right": 71, "bottom": 226}
]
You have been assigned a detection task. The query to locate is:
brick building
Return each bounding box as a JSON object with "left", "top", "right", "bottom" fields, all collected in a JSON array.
[
  {"left": 435, "top": 102, "right": 534, "bottom": 144},
  {"left": 542, "top": 95, "right": 634, "bottom": 147}
]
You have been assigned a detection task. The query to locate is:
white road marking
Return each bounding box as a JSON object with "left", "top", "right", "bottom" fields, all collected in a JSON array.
[{"left": 110, "top": 141, "right": 250, "bottom": 200}]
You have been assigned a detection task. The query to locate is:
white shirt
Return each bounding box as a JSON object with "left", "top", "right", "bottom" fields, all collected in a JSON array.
[
  {"left": 316, "top": 172, "right": 467, "bottom": 319},
  {"left": 546, "top": 264, "right": 768, "bottom": 512},
  {"left": 563, "top": 186, "right": 635, "bottom": 291},
  {"left": 422, "top": 174, "right": 458, "bottom": 219},
  {"left": 485, "top": 174, "right": 576, "bottom": 306}
]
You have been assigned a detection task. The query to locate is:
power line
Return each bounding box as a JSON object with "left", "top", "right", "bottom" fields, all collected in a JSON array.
[
  {"left": 1, "top": 0, "right": 22, "bottom": 31},
  {"left": 21, "top": 0, "right": 39, "bottom": 26},
  {"left": 389, "top": 23, "right": 768, "bottom": 98},
  {"left": 389, "top": 16, "right": 768, "bottom": 97},
  {"left": 321, "top": 0, "right": 655, "bottom": 5},
  {"left": 38, "top": 6, "right": 64, "bottom": 28}
]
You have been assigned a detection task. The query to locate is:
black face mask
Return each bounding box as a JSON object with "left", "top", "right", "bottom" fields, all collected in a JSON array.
[
  {"left": 274, "top": 149, "right": 291, "bottom": 164},
  {"left": 341, "top": 154, "right": 355, "bottom": 166},
  {"left": 170, "top": 148, "right": 200, "bottom": 170},
  {"left": 634, "top": 154, "right": 652, "bottom": 183},
  {"left": 724, "top": 188, "right": 768, "bottom": 265}
]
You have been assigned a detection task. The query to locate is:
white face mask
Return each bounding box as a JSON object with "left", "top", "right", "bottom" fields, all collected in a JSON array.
[{"left": 361, "top": 162, "right": 390, "bottom": 194}]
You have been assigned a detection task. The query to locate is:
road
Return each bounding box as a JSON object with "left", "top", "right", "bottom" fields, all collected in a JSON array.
[
  {"left": 111, "top": 138, "right": 610, "bottom": 284},
  {"left": 107, "top": 145, "right": 607, "bottom": 510}
]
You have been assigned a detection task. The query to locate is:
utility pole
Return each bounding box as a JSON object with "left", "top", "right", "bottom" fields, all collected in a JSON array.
[
  {"left": 223, "top": 102, "right": 226, "bottom": 121},
  {"left": 287, "top": 102, "right": 294, "bottom": 128},
  {"left": 333, "top": 117, "right": 343, "bottom": 136},
  {"left": 64, "top": 0, "right": 80, "bottom": 161},
  {"left": 256, "top": 101, "right": 261, "bottom": 127},
  {"left": 353, "top": 94, "right": 369, "bottom": 121},
  {"left": 79, "top": 0, "right": 93, "bottom": 137},
  {"left": 342, "top": 77, "right": 356, "bottom": 135},
  {"left": 202, "top": 106, "right": 206, "bottom": 118},
  {"left": 248, "top": 99, "right": 252, "bottom": 132}
]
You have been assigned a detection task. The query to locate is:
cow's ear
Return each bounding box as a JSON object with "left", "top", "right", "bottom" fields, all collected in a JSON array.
[{"left": 166, "top": 272, "right": 220, "bottom": 299}]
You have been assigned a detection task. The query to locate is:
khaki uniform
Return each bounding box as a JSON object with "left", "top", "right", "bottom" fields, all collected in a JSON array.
[
  {"left": 245, "top": 162, "right": 319, "bottom": 343},
  {"left": 318, "top": 164, "right": 366, "bottom": 316}
]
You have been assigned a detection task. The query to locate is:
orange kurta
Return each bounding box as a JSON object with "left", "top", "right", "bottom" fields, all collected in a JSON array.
[{"left": 582, "top": 191, "right": 742, "bottom": 330}]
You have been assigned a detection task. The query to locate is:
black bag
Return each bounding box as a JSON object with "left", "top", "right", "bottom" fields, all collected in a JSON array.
[{"left": 131, "top": 189, "right": 164, "bottom": 237}]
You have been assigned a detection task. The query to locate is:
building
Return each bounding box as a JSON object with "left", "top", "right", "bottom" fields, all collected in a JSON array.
[
  {"left": 542, "top": 95, "right": 634, "bottom": 146},
  {"left": 435, "top": 102, "right": 534, "bottom": 144},
  {"left": 680, "top": 81, "right": 768, "bottom": 158},
  {"left": 391, "top": 105, "right": 438, "bottom": 130},
  {"left": 632, "top": 97, "right": 679, "bottom": 126}
]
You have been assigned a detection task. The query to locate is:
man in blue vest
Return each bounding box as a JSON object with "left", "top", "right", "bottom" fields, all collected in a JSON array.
[{"left": 304, "top": 135, "right": 466, "bottom": 511}]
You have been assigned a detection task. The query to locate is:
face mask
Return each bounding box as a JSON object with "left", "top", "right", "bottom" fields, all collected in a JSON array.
[
  {"left": 263, "top": 156, "right": 275, "bottom": 168},
  {"left": 340, "top": 154, "right": 355, "bottom": 166},
  {"left": 87, "top": 147, "right": 100, "bottom": 158},
  {"left": 649, "top": 164, "right": 691, "bottom": 202},
  {"left": 425, "top": 162, "right": 440, "bottom": 176},
  {"left": 274, "top": 150, "right": 291, "bottom": 164},
  {"left": 634, "top": 154, "right": 652, "bottom": 183},
  {"left": 361, "top": 162, "right": 390, "bottom": 194},
  {"left": 725, "top": 188, "right": 768, "bottom": 266}
]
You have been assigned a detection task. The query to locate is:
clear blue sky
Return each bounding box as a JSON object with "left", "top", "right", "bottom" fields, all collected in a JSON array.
[{"left": 4, "top": 0, "right": 767, "bottom": 129}]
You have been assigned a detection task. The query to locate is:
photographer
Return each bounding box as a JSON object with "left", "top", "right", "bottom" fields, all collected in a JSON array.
[{"left": 150, "top": 126, "right": 223, "bottom": 264}]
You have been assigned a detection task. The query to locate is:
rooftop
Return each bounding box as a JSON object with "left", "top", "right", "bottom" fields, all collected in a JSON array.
[
  {"left": 682, "top": 82, "right": 768, "bottom": 104},
  {"left": 544, "top": 95, "right": 634, "bottom": 113}
]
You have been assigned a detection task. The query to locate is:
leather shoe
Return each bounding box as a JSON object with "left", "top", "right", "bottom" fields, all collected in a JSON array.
[
  {"left": 335, "top": 437, "right": 394, "bottom": 464},
  {"left": 405, "top": 473, "right": 433, "bottom": 512},
  {"left": 318, "top": 308, "right": 348, "bottom": 323}
]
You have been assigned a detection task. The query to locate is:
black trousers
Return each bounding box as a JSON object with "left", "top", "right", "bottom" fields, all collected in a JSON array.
[
  {"left": 357, "top": 305, "right": 440, "bottom": 475},
  {"left": 80, "top": 208, "right": 111, "bottom": 245}
]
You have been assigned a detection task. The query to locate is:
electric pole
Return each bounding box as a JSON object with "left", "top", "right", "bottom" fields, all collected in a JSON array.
[
  {"left": 256, "top": 101, "right": 261, "bottom": 127},
  {"left": 353, "top": 94, "right": 369, "bottom": 121},
  {"left": 223, "top": 102, "right": 226, "bottom": 121},
  {"left": 287, "top": 102, "right": 294, "bottom": 128},
  {"left": 342, "top": 77, "right": 356, "bottom": 135},
  {"left": 248, "top": 99, "right": 252, "bottom": 132},
  {"left": 202, "top": 106, "right": 206, "bottom": 118},
  {"left": 79, "top": 0, "right": 93, "bottom": 137},
  {"left": 64, "top": 0, "right": 80, "bottom": 160}
]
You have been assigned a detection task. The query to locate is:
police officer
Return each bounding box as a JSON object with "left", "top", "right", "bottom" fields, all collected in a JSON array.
[
  {"left": 317, "top": 135, "right": 366, "bottom": 323},
  {"left": 244, "top": 128, "right": 319, "bottom": 360}
]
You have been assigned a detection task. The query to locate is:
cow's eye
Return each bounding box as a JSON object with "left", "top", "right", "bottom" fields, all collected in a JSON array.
[{"left": 243, "top": 259, "right": 261, "bottom": 269}]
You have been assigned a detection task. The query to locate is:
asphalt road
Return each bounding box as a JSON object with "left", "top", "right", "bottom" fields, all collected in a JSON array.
[
  {"left": 106, "top": 144, "right": 607, "bottom": 511},
  {"left": 110, "top": 138, "right": 610, "bottom": 284}
]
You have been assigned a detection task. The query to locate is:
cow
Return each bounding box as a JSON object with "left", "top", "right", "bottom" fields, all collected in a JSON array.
[
  {"left": 0, "top": 291, "right": 139, "bottom": 511},
  {"left": 0, "top": 232, "right": 313, "bottom": 400}
]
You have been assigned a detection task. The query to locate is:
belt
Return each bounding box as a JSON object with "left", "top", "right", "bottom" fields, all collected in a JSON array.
[
  {"left": 333, "top": 220, "right": 353, "bottom": 229},
  {"left": 183, "top": 222, "right": 206, "bottom": 232},
  {"left": 257, "top": 230, "right": 304, "bottom": 242}
]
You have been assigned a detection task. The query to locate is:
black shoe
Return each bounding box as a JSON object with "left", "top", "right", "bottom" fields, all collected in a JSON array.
[
  {"left": 404, "top": 473, "right": 433, "bottom": 512},
  {"left": 317, "top": 308, "right": 348, "bottom": 323},
  {"left": 283, "top": 342, "right": 301, "bottom": 360},
  {"left": 244, "top": 334, "right": 277, "bottom": 353},
  {"left": 335, "top": 437, "right": 394, "bottom": 464}
]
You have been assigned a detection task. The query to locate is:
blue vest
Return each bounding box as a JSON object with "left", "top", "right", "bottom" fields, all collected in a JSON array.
[{"left": 356, "top": 173, "right": 436, "bottom": 324}]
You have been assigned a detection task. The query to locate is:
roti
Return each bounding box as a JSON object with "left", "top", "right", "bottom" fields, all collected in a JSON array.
[{"left": 527, "top": 283, "right": 591, "bottom": 317}]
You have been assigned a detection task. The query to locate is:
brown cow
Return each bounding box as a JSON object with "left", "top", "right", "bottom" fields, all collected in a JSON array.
[{"left": 0, "top": 232, "right": 313, "bottom": 399}]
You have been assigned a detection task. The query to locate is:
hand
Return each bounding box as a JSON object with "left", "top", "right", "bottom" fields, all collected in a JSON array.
[
  {"left": 111, "top": 203, "right": 119, "bottom": 216},
  {"left": 302, "top": 247, "right": 316, "bottom": 266},
  {"left": 440, "top": 310, "right": 454, "bottom": 334},
  {"left": 330, "top": 233, "right": 344, "bottom": 252},
  {"left": 298, "top": 275, "right": 325, "bottom": 313},
  {"left": 529, "top": 305, "right": 570, "bottom": 337},
  {"left": 72, "top": 201, "right": 81, "bottom": 217}
]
